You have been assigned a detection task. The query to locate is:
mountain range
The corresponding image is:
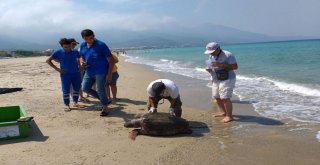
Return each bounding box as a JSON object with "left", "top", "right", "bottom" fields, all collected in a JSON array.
[{"left": 0, "top": 24, "right": 316, "bottom": 50}]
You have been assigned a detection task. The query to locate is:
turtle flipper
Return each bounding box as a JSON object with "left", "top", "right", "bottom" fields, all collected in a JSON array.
[{"left": 129, "top": 129, "right": 140, "bottom": 140}]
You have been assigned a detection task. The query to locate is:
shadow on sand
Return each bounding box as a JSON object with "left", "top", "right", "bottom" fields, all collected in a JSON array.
[
  {"left": 74, "top": 98, "right": 147, "bottom": 111},
  {"left": 189, "top": 121, "right": 210, "bottom": 137},
  {"left": 116, "top": 98, "right": 147, "bottom": 106},
  {"left": 0, "top": 120, "right": 49, "bottom": 145},
  {"left": 233, "top": 115, "right": 284, "bottom": 126},
  {"left": 232, "top": 100, "right": 258, "bottom": 104}
]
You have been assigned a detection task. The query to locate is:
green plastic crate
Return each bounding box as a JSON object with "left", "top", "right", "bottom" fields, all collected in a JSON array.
[{"left": 0, "top": 105, "right": 33, "bottom": 140}]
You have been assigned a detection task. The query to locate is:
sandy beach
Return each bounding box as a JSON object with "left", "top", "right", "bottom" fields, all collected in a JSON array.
[{"left": 1, "top": 56, "right": 320, "bottom": 165}]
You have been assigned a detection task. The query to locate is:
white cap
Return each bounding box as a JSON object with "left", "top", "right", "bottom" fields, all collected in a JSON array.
[{"left": 204, "top": 42, "right": 220, "bottom": 54}]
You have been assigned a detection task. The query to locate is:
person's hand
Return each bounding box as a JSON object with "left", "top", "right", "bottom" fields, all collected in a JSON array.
[
  {"left": 106, "top": 74, "right": 112, "bottom": 83},
  {"left": 80, "top": 61, "right": 87, "bottom": 68},
  {"left": 168, "top": 108, "right": 175, "bottom": 116},
  {"left": 212, "top": 62, "right": 225, "bottom": 68},
  {"left": 56, "top": 68, "right": 64, "bottom": 73},
  {"left": 148, "top": 107, "right": 157, "bottom": 113},
  {"left": 205, "top": 68, "right": 212, "bottom": 73}
]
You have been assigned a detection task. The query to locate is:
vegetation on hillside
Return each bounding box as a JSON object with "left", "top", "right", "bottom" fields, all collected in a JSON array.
[{"left": 0, "top": 49, "right": 53, "bottom": 58}]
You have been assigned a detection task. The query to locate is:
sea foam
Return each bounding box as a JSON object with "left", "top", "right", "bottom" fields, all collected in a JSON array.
[{"left": 123, "top": 52, "right": 320, "bottom": 124}]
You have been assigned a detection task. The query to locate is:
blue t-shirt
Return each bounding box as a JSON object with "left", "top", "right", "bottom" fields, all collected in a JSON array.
[
  {"left": 79, "top": 39, "right": 112, "bottom": 76},
  {"left": 51, "top": 49, "right": 80, "bottom": 74}
]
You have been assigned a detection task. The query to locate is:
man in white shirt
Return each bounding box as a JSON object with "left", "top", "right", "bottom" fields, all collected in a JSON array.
[
  {"left": 204, "top": 42, "right": 238, "bottom": 123},
  {"left": 147, "top": 79, "right": 182, "bottom": 117}
]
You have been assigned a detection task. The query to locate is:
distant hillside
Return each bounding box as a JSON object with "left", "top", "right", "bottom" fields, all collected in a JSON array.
[
  {"left": 0, "top": 37, "right": 53, "bottom": 50},
  {"left": 0, "top": 23, "right": 314, "bottom": 50},
  {"left": 108, "top": 24, "right": 275, "bottom": 48}
]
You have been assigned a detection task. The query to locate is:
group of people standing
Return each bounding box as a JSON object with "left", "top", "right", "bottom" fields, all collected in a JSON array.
[
  {"left": 46, "top": 29, "right": 119, "bottom": 116},
  {"left": 46, "top": 28, "right": 238, "bottom": 123}
]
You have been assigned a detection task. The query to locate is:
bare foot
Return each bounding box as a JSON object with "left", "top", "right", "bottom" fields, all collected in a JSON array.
[
  {"left": 214, "top": 113, "right": 226, "bottom": 117},
  {"left": 221, "top": 116, "right": 233, "bottom": 123},
  {"left": 128, "top": 130, "right": 139, "bottom": 140}
]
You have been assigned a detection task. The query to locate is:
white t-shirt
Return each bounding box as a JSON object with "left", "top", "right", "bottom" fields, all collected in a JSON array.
[
  {"left": 207, "top": 50, "right": 237, "bottom": 80},
  {"left": 147, "top": 79, "right": 179, "bottom": 99}
]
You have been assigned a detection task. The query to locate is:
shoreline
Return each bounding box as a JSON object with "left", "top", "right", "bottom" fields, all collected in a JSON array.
[
  {"left": 1, "top": 56, "right": 320, "bottom": 165},
  {"left": 120, "top": 56, "right": 320, "bottom": 164}
]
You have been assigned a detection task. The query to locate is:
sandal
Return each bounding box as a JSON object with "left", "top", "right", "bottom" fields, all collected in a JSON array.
[
  {"left": 100, "top": 111, "right": 109, "bottom": 116},
  {"left": 64, "top": 106, "right": 71, "bottom": 112},
  {"left": 73, "top": 102, "right": 79, "bottom": 107},
  {"left": 79, "top": 97, "right": 90, "bottom": 103}
]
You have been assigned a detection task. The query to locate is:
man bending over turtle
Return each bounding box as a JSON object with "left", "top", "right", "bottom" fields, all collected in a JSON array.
[{"left": 147, "top": 79, "right": 182, "bottom": 117}]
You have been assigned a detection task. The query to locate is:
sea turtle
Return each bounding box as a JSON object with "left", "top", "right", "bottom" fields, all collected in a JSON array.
[{"left": 124, "top": 112, "right": 192, "bottom": 140}]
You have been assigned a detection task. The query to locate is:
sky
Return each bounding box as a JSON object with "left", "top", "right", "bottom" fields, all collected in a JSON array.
[{"left": 0, "top": 0, "right": 320, "bottom": 43}]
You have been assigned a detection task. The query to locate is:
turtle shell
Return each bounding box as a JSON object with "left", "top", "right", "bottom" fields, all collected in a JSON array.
[{"left": 141, "top": 112, "right": 191, "bottom": 136}]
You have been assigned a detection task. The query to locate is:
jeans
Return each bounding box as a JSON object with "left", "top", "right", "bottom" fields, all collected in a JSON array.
[
  {"left": 82, "top": 72, "right": 108, "bottom": 107},
  {"left": 60, "top": 72, "right": 81, "bottom": 105}
]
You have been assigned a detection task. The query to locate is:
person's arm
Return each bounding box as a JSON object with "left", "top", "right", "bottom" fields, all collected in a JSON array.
[
  {"left": 224, "top": 54, "right": 238, "bottom": 70},
  {"left": 169, "top": 87, "right": 179, "bottom": 108},
  {"left": 218, "top": 63, "right": 238, "bottom": 70},
  {"left": 46, "top": 56, "right": 62, "bottom": 73},
  {"left": 79, "top": 56, "right": 87, "bottom": 67},
  {"left": 170, "top": 98, "right": 177, "bottom": 108},
  {"left": 206, "top": 68, "right": 213, "bottom": 73},
  {"left": 213, "top": 54, "right": 238, "bottom": 71},
  {"left": 106, "top": 56, "right": 115, "bottom": 82},
  {"left": 112, "top": 54, "right": 119, "bottom": 63},
  {"left": 148, "top": 96, "right": 158, "bottom": 108}
]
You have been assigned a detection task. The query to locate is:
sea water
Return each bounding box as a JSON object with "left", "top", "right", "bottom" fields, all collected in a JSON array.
[{"left": 123, "top": 39, "right": 320, "bottom": 124}]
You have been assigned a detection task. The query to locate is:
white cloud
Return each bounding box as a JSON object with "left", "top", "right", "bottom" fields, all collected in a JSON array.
[
  {"left": 193, "top": 0, "right": 208, "bottom": 13},
  {"left": 0, "top": 0, "right": 176, "bottom": 39}
]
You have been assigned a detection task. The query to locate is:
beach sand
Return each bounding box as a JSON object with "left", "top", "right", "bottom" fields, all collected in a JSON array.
[{"left": 1, "top": 56, "right": 320, "bottom": 165}]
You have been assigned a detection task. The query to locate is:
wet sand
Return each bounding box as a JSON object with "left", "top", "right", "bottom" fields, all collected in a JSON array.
[{"left": 0, "top": 56, "right": 319, "bottom": 165}]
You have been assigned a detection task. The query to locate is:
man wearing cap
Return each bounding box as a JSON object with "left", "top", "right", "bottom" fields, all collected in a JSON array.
[
  {"left": 204, "top": 42, "right": 238, "bottom": 123},
  {"left": 147, "top": 79, "right": 182, "bottom": 117}
]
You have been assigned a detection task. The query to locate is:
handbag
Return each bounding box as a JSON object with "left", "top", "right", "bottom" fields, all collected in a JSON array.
[
  {"left": 215, "top": 69, "right": 229, "bottom": 80},
  {"left": 212, "top": 51, "right": 229, "bottom": 81}
]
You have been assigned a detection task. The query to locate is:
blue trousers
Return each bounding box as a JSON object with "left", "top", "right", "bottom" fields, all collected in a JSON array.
[
  {"left": 60, "top": 72, "right": 81, "bottom": 106},
  {"left": 82, "top": 73, "right": 108, "bottom": 107}
]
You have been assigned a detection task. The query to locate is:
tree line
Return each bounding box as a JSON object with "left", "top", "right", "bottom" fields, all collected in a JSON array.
[{"left": 0, "top": 50, "right": 53, "bottom": 58}]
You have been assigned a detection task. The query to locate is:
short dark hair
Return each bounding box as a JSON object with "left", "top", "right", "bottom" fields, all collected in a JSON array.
[
  {"left": 68, "top": 38, "right": 79, "bottom": 44},
  {"left": 152, "top": 82, "right": 166, "bottom": 97},
  {"left": 59, "top": 38, "right": 71, "bottom": 46},
  {"left": 81, "top": 29, "right": 95, "bottom": 38}
]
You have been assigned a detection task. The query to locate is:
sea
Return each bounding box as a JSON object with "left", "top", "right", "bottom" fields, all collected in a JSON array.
[
  {"left": 124, "top": 39, "right": 320, "bottom": 142},
  {"left": 122, "top": 39, "right": 320, "bottom": 127}
]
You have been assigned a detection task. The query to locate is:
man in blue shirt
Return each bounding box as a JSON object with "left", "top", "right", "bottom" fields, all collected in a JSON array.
[
  {"left": 46, "top": 38, "right": 82, "bottom": 111},
  {"left": 79, "top": 29, "right": 115, "bottom": 116}
]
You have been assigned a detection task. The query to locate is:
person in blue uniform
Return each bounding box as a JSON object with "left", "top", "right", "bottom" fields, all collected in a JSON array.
[
  {"left": 79, "top": 29, "right": 115, "bottom": 116},
  {"left": 46, "top": 38, "right": 82, "bottom": 111}
]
